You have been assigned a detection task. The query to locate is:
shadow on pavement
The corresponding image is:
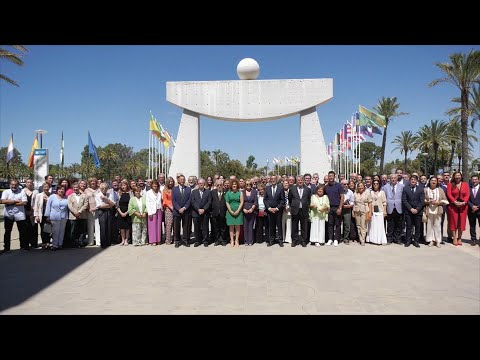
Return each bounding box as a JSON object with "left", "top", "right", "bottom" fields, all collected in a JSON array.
[{"left": 0, "top": 247, "right": 103, "bottom": 312}]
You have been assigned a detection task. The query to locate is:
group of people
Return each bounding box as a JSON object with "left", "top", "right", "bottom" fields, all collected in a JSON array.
[{"left": 1, "top": 168, "right": 479, "bottom": 254}]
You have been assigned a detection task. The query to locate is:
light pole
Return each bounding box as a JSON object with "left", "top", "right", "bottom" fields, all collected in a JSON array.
[
  {"left": 35, "top": 129, "right": 48, "bottom": 148},
  {"left": 422, "top": 152, "right": 429, "bottom": 176}
]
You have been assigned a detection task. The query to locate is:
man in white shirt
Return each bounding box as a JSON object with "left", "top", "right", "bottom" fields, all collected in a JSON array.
[
  {"left": 1, "top": 179, "right": 28, "bottom": 253},
  {"left": 341, "top": 180, "right": 355, "bottom": 245}
]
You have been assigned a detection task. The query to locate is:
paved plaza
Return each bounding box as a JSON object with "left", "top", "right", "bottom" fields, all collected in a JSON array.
[{"left": 0, "top": 215, "right": 478, "bottom": 314}]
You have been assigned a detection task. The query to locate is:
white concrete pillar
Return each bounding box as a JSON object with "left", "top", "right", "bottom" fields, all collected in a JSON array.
[
  {"left": 300, "top": 107, "right": 330, "bottom": 177},
  {"left": 168, "top": 109, "right": 200, "bottom": 179}
]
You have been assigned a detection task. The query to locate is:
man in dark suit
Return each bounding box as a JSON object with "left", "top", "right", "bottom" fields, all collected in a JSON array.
[
  {"left": 401, "top": 175, "right": 425, "bottom": 247},
  {"left": 191, "top": 178, "right": 211, "bottom": 247},
  {"left": 467, "top": 175, "right": 480, "bottom": 246},
  {"left": 263, "top": 175, "right": 285, "bottom": 246},
  {"left": 210, "top": 179, "right": 228, "bottom": 246},
  {"left": 289, "top": 175, "right": 311, "bottom": 247},
  {"left": 172, "top": 175, "right": 192, "bottom": 248},
  {"left": 384, "top": 174, "right": 404, "bottom": 244}
]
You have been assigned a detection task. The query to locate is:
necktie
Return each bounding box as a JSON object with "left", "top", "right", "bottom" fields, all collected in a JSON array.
[
  {"left": 298, "top": 187, "right": 303, "bottom": 208},
  {"left": 180, "top": 187, "right": 184, "bottom": 196},
  {"left": 219, "top": 192, "right": 222, "bottom": 200},
  {"left": 392, "top": 186, "right": 395, "bottom": 196}
]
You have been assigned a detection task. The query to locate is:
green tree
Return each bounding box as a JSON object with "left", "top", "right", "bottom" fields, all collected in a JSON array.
[
  {"left": 373, "top": 97, "right": 409, "bottom": 174},
  {"left": 246, "top": 155, "right": 257, "bottom": 170},
  {"left": 0, "top": 45, "right": 28, "bottom": 86},
  {"left": 392, "top": 130, "right": 415, "bottom": 173},
  {"left": 413, "top": 120, "right": 450, "bottom": 175},
  {"left": 354, "top": 141, "right": 382, "bottom": 176},
  {"left": 429, "top": 50, "right": 480, "bottom": 174},
  {"left": 0, "top": 147, "right": 29, "bottom": 180}
]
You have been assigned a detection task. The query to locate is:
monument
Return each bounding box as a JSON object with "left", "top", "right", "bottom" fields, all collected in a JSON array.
[{"left": 167, "top": 58, "right": 333, "bottom": 178}]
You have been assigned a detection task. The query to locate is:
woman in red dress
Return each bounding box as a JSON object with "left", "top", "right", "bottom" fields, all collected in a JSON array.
[{"left": 446, "top": 171, "right": 470, "bottom": 246}]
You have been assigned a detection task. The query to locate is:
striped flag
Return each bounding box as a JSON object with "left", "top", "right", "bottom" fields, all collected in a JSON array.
[
  {"left": 60, "top": 131, "right": 64, "bottom": 167},
  {"left": 6, "top": 134, "right": 14, "bottom": 163},
  {"left": 358, "top": 105, "right": 386, "bottom": 128},
  {"left": 28, "top": 136, "right": 39, "bottom": 169}
]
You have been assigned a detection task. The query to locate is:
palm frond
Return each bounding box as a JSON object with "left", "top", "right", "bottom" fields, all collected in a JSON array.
[{"left": 0, "top": 74, "right": 19, "bottom": 86}]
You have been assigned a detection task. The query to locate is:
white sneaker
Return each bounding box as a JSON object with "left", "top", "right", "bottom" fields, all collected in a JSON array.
[
  {"left": 333, "top": 240, "right": 338, "bottom": 247},
  {"left": 315, "top": 243, "right": 321, "bottom": 247},
  {"left": 326, "top": 240, "right": 333, "bottom": 246}
]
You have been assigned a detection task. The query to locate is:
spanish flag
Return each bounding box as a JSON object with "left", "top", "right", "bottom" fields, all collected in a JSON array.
[{"left": 28, "top": 136, "right": 39, "bottom": 169}]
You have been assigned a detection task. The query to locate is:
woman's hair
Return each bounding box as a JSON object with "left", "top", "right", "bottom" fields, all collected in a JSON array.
[
  {"left": 230, "top": 179, "right": 239, "bottom": 190},
  {"left": 451, "top": 171, "right": 463, "bottom": 183},
  {"left": 316, "top": 184, "right": 325, "bottom": 195}
]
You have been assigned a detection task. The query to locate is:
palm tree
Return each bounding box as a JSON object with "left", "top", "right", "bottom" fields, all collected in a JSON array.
[
  {"left": 123, "top": 159, "right": 142, "bottom": 179},
  {"left": 429, "top": 50, "right": 480, "bottom": 174},
  {"left": 0, "top": 46, "right": 29, "bottom": 86},
  {"left": 413, "top": 120, "right": 450, "bottom": 175},
  {"left": 392, "top": 130, "right": 415, "bottom": 172},
  {"left": 373, "top": 97, "right": 409, "bottom": 173},
  {"left": 446, "top": 85, "right": 480, "bottom": 129},
  {"left": 98, "top": 147, "right": 119, "bottom": 180},
  {"left": 445, "top": 120, "right": 478, "bottom": 169}
]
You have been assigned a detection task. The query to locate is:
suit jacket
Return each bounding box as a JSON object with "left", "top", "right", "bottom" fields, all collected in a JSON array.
[
  {"left": 191, "top": 188, "right": 211, "bottom": 218},
  {"left": 67, "top": 192, "right": 90, "bottom": 220},
  {"left": 210, "top": 189, "right": 227, "bottom": 217},
  {"left": 242, "top": 189, "right": 258, "bottom": 212},
  {"left": 306, "top": 183, "right": 317, "bottom": 196},
  {"left": 172, "top": 185, "right": 192, "bottom": 217},
  {"left": 402, "top": 185, "right": 425, "bottom": 212},
  {"left": 264, "top": 184, "right": 285, "bottom": 211},
  {"left": 468, "top": 185, "right": 480, "bottom": 209},
  {"left": 289, "top": 185, "right": 311, "bottom": 216},
  {"left": 383, "top": 183, "right": 404, "bottom": 214}
]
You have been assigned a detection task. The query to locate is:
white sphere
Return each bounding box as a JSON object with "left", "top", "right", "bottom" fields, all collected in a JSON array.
[{"left": 237, "top": 58, "right": 260, "bottom": 80}]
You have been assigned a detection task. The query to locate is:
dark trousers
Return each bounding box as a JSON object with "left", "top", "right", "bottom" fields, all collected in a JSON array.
[
  {"left": 110, "top": 210, "right": 119, "bottom": 244},
  {"left": 405, "top": 211, "right": 422, "bottom": 244},
  {"left": 387, "top": 209, "right": 403, "bottom": 243},
  {"left": 243, "top": 212, "right": 255, "bottom": 245},
  {"left": 193, "top": 214, "right": 209, "bottom": 244},
  {"left": 174, "top": 212, "right": 192, "bottom": 245},
  {"left": 210, "top": 215, "right": 227, "bottom": 243},
  {"left": 70, "top": 219, "right": 87, "bottom": 245},
  {"left": 327, "top": 206, "right": 342, "bottom": 241},
  {"left": 267, "top": 210, "right": 282, "bottom": 243},
  {"left": 3, "top": 217, "right": 28, "bottom": 250},
  {"left": 291, "top": 212, "right": 308, "bottom": 244},
  {"left": 342, "top": 209, "right": 351, "bottom": 241},
  {"left": 97, "top": 210, "right": 111, "bottom": 248},
  {"left": 25, "top": 218, "right": 38, "bottom": 248},
  {"left": 62, "top": 219, "right": 73, "bottom": 247},
  {"left": 468, "top": 210, "right": 480, "bottom": 241},
  {"left": 255, "top": 215, "right": 268, "bottom": 243}
]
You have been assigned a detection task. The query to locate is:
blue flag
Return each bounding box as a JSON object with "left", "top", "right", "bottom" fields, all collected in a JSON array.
[{"left": 88, "top": 131, "right": 101, "bottom": 168}]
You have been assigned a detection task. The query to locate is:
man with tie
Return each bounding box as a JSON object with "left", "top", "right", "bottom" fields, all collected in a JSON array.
[
  {"left": 467, "top": 175, "right": 480, "bottom": 246},
  {"left": 172, "top": 175, "right": 192, "bottom": 248},
  {"left": 264, "top": 175, "right": 285, "bottom": 246},
  {"left": 289, "top": 175, "right": 311, "bottom": 247},
  {"left": 402, "top": 175, "right": 425, "bottom": 247},
  {"left": 384, "top": 174, "right": 404, "bottom": 244},
  {"left": 304, "top": 173, "right": 317, "bottom": 242},
  {"left": 210, "top": 180, "right": 228, "bottom": 246},
  {"left": 191, "top": 178, "right": 212, "bottom": 247}
]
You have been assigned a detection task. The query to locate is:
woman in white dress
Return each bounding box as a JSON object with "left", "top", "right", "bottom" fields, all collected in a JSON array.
[
  {"left": 424, "top": 177, "right": 448, "bottom": 247},
  {"left": 309, "top": 185, "right": 330, "bottom": 246},
  {"left": 367, "top": 180, "right": 387, "bottom": 245}
]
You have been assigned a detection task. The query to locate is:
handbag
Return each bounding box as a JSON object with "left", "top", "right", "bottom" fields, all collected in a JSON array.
[
  {"left": 422, "top": 211, "right": 427, "bottom": 223},
  {"left": 258, "top": 210, "right": 265, "bottom": 217},
  {"left": 43, "top": 223, "right": 52, "bottom": 234}
]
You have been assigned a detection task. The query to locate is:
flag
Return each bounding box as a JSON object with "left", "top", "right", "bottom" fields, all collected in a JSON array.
[
  {"left": 6, "top": 134, "right": 14, "bottom": 164},
  {"left": 273, "top": 157, "right": 279, "bottom": 164},
  {"left": 28, "top": 136, "right": 39, "bottom": 169},
  {"left": 88, "top": 131, "right": 101, "bottom": 168},
  {"left": 149, "top": 112, "right": 162, "bottom": 138},
  {"left": 358, "top": 105, "right": 386, "bottom": 128},
  {"left": 370, "top": 125, "right": 382, "bottom": 135},
  {"left": 360, "top": 125, "right": 374, "bottom": 138},
  {"left": 285, "top": 156, "right": 290, "bottom": 163},
  {"left": 60, "top": 131, "right": 64, "bottom": 167}
]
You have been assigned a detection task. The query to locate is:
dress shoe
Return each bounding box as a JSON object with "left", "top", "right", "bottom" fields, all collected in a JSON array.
[
  {"left": 184, "top": 243, "right": 190, "bottom": 247},
  {"left": 175, "top": 243, "right": 181, "bottom": 248},
  {"left": 404, "top": 241, "right": 411, "bottom": 247},
  {"left": 301, "top": 242, "right": 307, "bottom": 247},
  {"left": 221, "top": 242, "right": 227, "bottom": 246},
  {"left": 344, "top": 240, "right": 350, "bottom": 245},
  {"left": 194, "top": 242, "right": 201, "bottom": 247},
  {"left": 291, "top": 242, "right": 296, "bottom": 247},
  {"left": 412, "top": 242, "right": 420, "bottom": 248},
  {"left": 214, "top": 242, "right": 220, "bottom": 246},
  {"left": 440, "top": 240, "right": 445, "bottom": 245},
  {"left": 279, "top": 242, "right": 284, "bottom": 247},
  {"left": 203, "top": 242, "right": 209, "bottom": 247},
  {"left": 267, "top": 242, "right": 273, "bottom": 247}
]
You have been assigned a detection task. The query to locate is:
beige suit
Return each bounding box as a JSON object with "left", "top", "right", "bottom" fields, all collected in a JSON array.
[
  {"left": 424, "top": 187, "right": 448, "bottom": 244},
  {"left": 68, "top": 193, "right": 89, "bottom": 220},
  {"left": 33, "top": 192, "right": 50, "bottom": 223}
]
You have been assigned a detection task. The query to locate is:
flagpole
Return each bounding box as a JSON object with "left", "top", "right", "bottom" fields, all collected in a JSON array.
[{"left": 148, "top": 128, "right": 151, "bottom": 180}]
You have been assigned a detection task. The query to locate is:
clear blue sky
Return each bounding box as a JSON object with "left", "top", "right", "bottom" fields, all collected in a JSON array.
[{"left": 1, "top": 45, "right": 479, "bottom": 170}]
